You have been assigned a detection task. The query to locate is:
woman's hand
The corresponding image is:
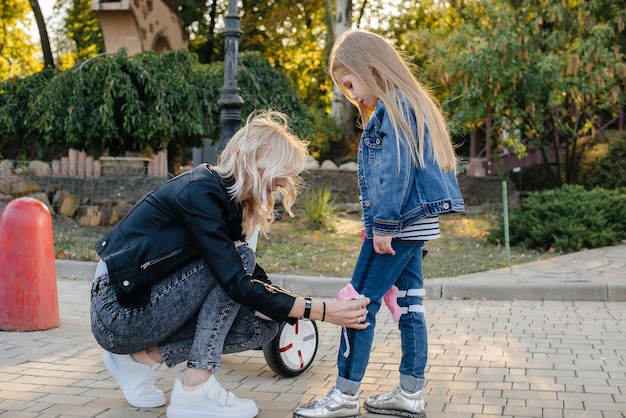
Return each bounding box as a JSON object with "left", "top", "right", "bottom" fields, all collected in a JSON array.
[
  {"left": 254, "top": 311, "right": 272, "bottom": 320},
  {"left": 324, "top": 298, "right": 371, "bottom": 329},
  {"left": 289, "top": 297, "right": 371, "bottom": 329}
]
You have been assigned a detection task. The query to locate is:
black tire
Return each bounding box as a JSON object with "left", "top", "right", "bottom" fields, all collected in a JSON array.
[{"left": 262, "top": 319, "right": 319, "bottom": 377}]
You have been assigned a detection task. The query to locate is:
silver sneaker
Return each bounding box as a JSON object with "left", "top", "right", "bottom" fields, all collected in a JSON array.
[
  {"left": 363, "top": 385, "right": 426, "bottom": 418},
  {"left": 293, "top": 387, "right": 361, "bottom": 418}
]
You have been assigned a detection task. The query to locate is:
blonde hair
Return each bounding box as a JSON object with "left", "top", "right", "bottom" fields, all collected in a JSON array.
[
  {"left": 329, "top": 29, "right": 456, "bottom": 172},
  {"left": 214, "top": 110, "right": 309, "bottom": 238}
]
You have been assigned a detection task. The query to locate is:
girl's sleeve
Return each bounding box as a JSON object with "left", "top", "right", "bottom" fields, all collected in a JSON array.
[{"left": 372, "top": 111, "right": 413, "bottom": 235}]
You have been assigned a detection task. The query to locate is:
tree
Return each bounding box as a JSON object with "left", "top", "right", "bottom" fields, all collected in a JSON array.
[
  {"left": 0, "top": 49, "right": 314, "bottom": 174},
  {"left": 173, "top": 0, "right": 346, "bottom": 161},
  {"left": 402, "top": 0, "right": 626, "bottom": 185},
  {"left": 9, "top": 0, "right": 385, "bottom": 162},
  {"left": 329, "top": 0, "right": 357, "bottom": 156},
  {"left": 62, "top": 0, "right": 105, "bottom": 65},
  {"left": 177, "top": 0, "right": 225, "bottom": 64},
  {"left": 0, "top": 0, "right": 43, "bottom": 79},
  {"left": 0, "top": 69, "right": 55, "bottom": 158},
  {"left": 236, "top": 0, "right": 357, "bottom": 159},
  {"left": 177, "top": 0, "right": 397, "bottom": 159},
  {"left": 239, "top": 0, "right": 332, "bottom": 107},
  {"left": 28, "top": 0, "right": 54, "bottom": 69}
]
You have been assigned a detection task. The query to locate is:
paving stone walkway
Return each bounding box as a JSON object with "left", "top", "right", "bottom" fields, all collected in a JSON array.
[{"left": 1, "top": 244, "right": 626, "bottom": 417}]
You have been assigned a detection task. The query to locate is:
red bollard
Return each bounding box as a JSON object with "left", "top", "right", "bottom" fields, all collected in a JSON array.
[{"left": 0, "top": 197, "right": 60, "bottom": 331}]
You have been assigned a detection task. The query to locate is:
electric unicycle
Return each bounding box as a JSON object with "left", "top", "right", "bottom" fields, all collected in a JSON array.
[{"left": 262, "top": 318, "right": 319, "bottom": 377}]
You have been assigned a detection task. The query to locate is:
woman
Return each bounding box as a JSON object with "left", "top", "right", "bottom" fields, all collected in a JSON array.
[{"left": 90, "top": 110, "right": 371, "bottom": 418}]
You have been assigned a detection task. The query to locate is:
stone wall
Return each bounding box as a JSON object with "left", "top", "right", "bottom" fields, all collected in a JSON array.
[
  {"left": 301, "top": 170, "right": 360, "bottom": 204},
  {"left": 300, "top": 170, "right": 517, "bottom": 209},
  {"left": 1, "top": 162, "right": 515, "bottom": 223}
]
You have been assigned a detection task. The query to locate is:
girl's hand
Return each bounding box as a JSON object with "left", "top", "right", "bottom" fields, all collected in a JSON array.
[
  {"left": 373, "top": 234, "right": 395, "bottom": 255},
  {"left": 325, "top": 298, "right": 371, "bottom": 329}
]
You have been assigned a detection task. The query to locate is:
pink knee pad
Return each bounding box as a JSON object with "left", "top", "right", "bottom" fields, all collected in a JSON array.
[{"left": 337, "top": 283, "right": 402, "bottom": 322}]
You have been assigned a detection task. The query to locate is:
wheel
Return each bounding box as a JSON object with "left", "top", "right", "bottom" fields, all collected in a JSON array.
[{"left": 262, "top": 319, "right": 319, "bottom": 377}]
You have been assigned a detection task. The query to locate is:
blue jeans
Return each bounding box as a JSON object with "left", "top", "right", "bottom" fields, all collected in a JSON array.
[
  {"left": 336, "top": 238, "right": 427, "bottom": 395},
  {"left": 90, "top": 245, "right": 279, "bottom": 371}
]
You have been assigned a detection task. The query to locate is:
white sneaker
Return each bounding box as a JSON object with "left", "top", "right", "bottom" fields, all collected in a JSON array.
[
  {"left": 102, "top": 351, "right": 165, "bottom": 408},
  {"left": 293, "top": 387, "right": 361, "bottom": 417},
  {"left": 166, "top": 376, "right": 258, "bottom": 418}
]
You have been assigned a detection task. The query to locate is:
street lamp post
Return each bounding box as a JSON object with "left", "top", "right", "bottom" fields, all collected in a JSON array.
[{"left": 217, "top": 0, "right": 244, "bottom": 152}]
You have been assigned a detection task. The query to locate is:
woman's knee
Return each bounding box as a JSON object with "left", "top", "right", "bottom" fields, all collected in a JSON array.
[{"left": 236, "top": 244, "right": 257, "bottom": 273}]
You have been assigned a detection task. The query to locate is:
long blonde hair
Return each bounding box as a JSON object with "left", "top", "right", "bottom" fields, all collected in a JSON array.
[
  {"left": 329, "top": 29, "right": 456, "bottom": 172},
  {"left": 214, "top": 110, "right": 309, "bottom": 238}
]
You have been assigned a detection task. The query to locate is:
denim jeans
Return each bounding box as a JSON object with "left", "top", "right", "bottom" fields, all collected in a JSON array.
[
  {"left": 90, "top": 245, "right": 279, "bottom": 371},
  {"left": 336, "top": 238, "right": 427, "bottom": 395}
]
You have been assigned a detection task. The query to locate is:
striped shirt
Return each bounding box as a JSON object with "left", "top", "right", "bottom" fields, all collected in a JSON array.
[{"left": 392, "top": 216, "right": 440, "bottom": 241}]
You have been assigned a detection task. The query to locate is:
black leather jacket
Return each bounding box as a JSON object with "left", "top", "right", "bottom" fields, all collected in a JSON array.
[{"left": 95, "top": 164, "right": 296, "bottom": 322}]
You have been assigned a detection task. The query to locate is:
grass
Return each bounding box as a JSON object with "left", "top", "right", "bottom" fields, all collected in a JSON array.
[
  {"left": 255, "top": 210, "right": 555, "bottom": 279},
  {"left": 53, "top": 207, "right": 556, "bottom": 279},
  {"left": 53, "top": 215, "right": 104, "bottom": 261}
]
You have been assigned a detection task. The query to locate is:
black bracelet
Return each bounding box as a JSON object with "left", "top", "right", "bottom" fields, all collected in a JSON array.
[
  {"left": 321, "top": 301, "right": 326, "bottom": 322},
  {"left": 303, "top": 297, "right": 312, "bottom": 319}
]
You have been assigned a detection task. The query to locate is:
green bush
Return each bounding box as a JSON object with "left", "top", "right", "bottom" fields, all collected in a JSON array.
[
  {"left": 306, "top": 106, "right": 343, "bottom": 162},
  {"left": 574, "top": 130, "right": 626, "bottom": 190},
  {"left": 489, "top": 185, "right": 626, "bottom": 252},
  {"left": 0, "top": 50, "right": 315, "bottom": 162},
  {"left": 0, "top": 69, "right": 57, "bottom": 159},
  {"left": 303, "top": 187, "right": 337, "bottom": 231}
]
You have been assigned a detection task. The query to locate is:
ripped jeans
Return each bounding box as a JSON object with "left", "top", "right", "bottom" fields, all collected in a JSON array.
[{"left": 90, "top": 245, "right": 279, "bottom": 371}]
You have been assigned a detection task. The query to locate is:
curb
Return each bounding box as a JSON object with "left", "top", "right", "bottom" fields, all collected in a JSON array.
[{"left": 55, "top": 259, "right": 625, "bottom": 302}]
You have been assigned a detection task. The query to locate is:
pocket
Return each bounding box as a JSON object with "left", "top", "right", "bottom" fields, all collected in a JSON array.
[
  {"left": 91, "top": 274, "right": 110, "bottom": 299},
  {"left": 140, "top": 248, "right": 184, "bottom": 270},
  {"left": 90, "top": 307, "right": 117, "bottom": 351},
  {"left": 363, "top": 133, "right": 383, "bottom": 167}
]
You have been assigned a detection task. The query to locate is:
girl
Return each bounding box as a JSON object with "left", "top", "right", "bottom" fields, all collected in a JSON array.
[
  {"left": 90, "top": 110, "right": 370, "bottom": 418},
  {"left": 293, "top": 30, "right": 464, "bottom": 418}
]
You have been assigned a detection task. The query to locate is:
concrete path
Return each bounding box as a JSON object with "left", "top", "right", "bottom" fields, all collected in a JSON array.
[{"left": 1, "top": 244, "right": 625, "bottom": 417}]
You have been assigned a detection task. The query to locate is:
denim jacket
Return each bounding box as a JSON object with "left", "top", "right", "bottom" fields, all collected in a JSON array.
[{"left": 358, "top": 99, "right": 465, "bottom": 239}]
